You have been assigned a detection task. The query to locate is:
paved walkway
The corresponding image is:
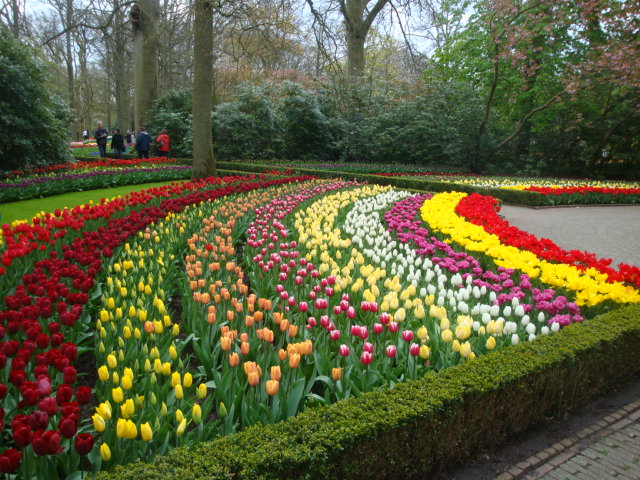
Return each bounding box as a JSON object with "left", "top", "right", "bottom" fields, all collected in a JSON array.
[
  {"left": 497, "top": 401, "right": 640, "bottom": 480},
  {"left": 499, "top": 204, "right": 640, "bottom": 268},
  {"left": 494, "top": 204, "right": 640, "bottom": 480}
]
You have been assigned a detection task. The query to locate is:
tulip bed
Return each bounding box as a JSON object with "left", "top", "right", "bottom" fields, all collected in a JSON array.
[
  {"left": 0, "top": 159, "right": 189, "bottom": 204},
  {"left": 1, "top": 174, "right": 639, "bottom": 479}
]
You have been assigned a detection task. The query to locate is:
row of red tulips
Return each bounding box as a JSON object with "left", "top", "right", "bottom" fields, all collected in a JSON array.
[{"left": 455, "top": 193, "right": 640, "bottom": 288}]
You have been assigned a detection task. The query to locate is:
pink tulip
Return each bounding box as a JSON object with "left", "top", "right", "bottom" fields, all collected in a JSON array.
[
  {"left": 298, "top": 301, "right": 309, "bottom": 312},
  {"left": 388, "top": 322, "right": 399, "bottom": 333},
  {"left": 369, "top": 302, "right": 379, "bottom": 313},
  {"left": 307, "top": 317, "right": 317, "bottom": 327},
  {"left": 379, "top": 313, "right": 391, "bottom": 325},
  {"left": 363, "top": 342, "right": 373, "bottom": 353},
  {"left": 279, "top": 272, "right": 288, "bottom": 282},
  {"left": 325, "top": 287, "right": 334, "bottom": 297},
  {"left": 347, "top": 306, "right": 356, "bottom": 319},
  {"left": 360, "top": 351, "right": 373, "bottom": 365},
  {"left": 333, "top": 306, "right": 342, "bottom": 315},
  {"left": 361, "top": 301, "right": 370, "bottom": 311},
  {"left": 330, "top": 330, "right": 340, "bottom": 341},
  {"left": 309, "top": 291, "right": 317, "bottom": 300},
  {"left": 409, "top": 343, "right": 420, "bottom": 356},
  {"left": 280, "top": 291, "right": 289, "bottom": 300},
  {"left": 275, "top": 284, "right": 285, "bottom": 293},
  {"left": 288, "top": 296, "right": 296, "bottom": 307},
  {"left": 385, "top": 345, "right": 397, "bottom": 358},
  {"left": 373, "top": 323, "right": 383, "bottom": 334},
  {"left": 320, "top": 316, "right": 330, "bottom": 328},
  {"left": 327, "top": 276, "right": 336, "bottom": 285},
  {"left": 339, "top": 345, "right": 350, "bottom": 357},
  {"left": 402, "top": 330, "right": 414, "bottom": 342},
  {"left": 340, "top": 300, "right": 349, "bottom": 311}
]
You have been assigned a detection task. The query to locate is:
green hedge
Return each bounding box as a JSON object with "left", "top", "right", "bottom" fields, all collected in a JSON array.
[{"left": 99, "top": 304, "right": 640, "bottom": 480}]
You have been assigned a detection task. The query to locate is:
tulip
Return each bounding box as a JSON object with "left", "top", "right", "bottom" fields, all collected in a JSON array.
[
  {"left": 121, "top": 375, "right": 132, "bottom": 390},
  {"left": 126, "top": 420, "right": 137, "bottom": 439},
  {"left": 419, "top": 345, "right": 430, "bottom": 359},
  {"left": 74, "top": 434, "right": 94, "bottom": 455},
  {"left": 485, "top": 336, "right": 496, "bottom": 350},
  {"left": 228, "top": 352, "right": 239, "bottom": 367},
  {"left": 98, "top": 365, "right": 109, "bottom": 382},
  {"left": 175, "top": 384, "right": 184, "bottom": 399},
  {"left": 116, "top": 418, "right": 127, "bottom": 438},
  {"left": 360, "top": 351, "right": 373, "bottom": 365},
  {"left": 141, "top": 422, "right": 153, "bottom": 441},
  {"left": 339, "top": 344, "right": 350, "bottom": 357},
  {"left": 192, "top": 403, "right": 202, "bottom": 423},
  {"left": 111, "top": 387, "right": 124, "bottom": 403},
  {"left": 409, "top": 343, "right": 420, "bottom": 356},
  {"left": 385, "top": 345, "right": 397, "bottom": 358},
  {"left": 331, "top": 367, "right": 342, "bottom": 381},
  {"left": 183, "top": 372, "right": 193, "bottom": 388},
  {"left": 460, "top": 342, "right": 472, "bottom": 358},
  {"left": 171, "top": 372, "right": 181, "bottom": 387},
  {"left": 100, "top": 443, "right": 111, "bottom": 461},
  {"left": 441, "top": 329, "right": 453, "bottom": 343},
  {"left": 401, "top": 330, "right": 413, "bottom": 342},
  {"left": 289, "top": 353, "right": 301, "bottom": 369},
  {"left": 266, "top": 379, "right": 279, "bottom": 396},
  {"left": 176, "top": 418, "right": 187, "bottom": 436}
]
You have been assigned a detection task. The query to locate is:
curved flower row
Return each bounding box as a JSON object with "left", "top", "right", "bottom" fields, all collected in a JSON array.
[
  {"left": 420, "top": 192, "right": 640, "bottom": 307},
  {"left": 0, "top": 173, "right": 313, "bottom": 476},
  {"left": 455, "top": 193, "right": 640, "bottom": 288},
  {"left": 524, "top": 185, "right": 640, "bottom": 196}
]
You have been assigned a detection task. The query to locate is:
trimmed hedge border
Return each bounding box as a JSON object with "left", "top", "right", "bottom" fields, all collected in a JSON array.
[{"left": 99, "top": 304, "right": 640, "bottom": 480}]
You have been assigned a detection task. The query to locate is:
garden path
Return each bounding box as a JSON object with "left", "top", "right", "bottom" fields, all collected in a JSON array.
[
  {"left": 499, "top": 204, "right": 640, "bottom": 268},
  {"left": 437, "top": 203, "right": 640, "bottom": 480}
]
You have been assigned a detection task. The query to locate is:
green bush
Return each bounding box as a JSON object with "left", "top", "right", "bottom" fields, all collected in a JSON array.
[
  {"left": 99, "top": 305, "right": 640, "bottom": 480},
  {"left": 0, "top": 26, "right": 71, "bottom": 170}
]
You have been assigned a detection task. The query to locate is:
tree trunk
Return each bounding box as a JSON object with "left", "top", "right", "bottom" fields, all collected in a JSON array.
[
  {"left": 11, "top": 0, "right": 20, "bottom": 37},
  {"left": 192, "top": 0, "right": 216, "bottom": 179},
  {"left": 133, "top": 0, "right": 159, "bottom": 131},
  {"left": 66, "top": 0, "right": 76, "bottom": 139},
  {"left": 346, "top": 24, "right": 366, "bottom": 77},
  {"left": 113, "top": 12, "right": 129, "bottom": 131}
]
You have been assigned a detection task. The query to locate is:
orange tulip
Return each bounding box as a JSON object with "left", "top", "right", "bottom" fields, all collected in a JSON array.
[
  {"left": 266, "top": 379, "right": 279, "bottom": 396},
  {"left": 239, "top": 332, "right": 249, "bottom": 343},
  {"left": 241, "top": 342, "right": 250, "bottom": 355},
  {"left": 220, "top": 336, "right": 232, "bottom": 351},
  {"left": 279, "top": 319, "right": 289, "bottom": 332},
  {"left": 226, "top": 310, "right": 234, "bottom": 322},
  {"left": 288, "top": 325, "right": 298, "bottom": 338},
  {"left": 253, "top": 311, "right": 264, "bottom": 322},
  {"left": 273, "top": 312, "right": 283, "bottom": 325},
  {"left": 143, "top": 321, "right": 155, "bottom": 334},
  {"left": 303, "top": 340, "right": 313, "bottom": 355},
  {"left": 228, "top": 352, "right": 239, "bottom": 367},
  {"left": 270, "top": 366, "right": 281, "bottom": 381},
  {"left": 263, "top": 329, "right": 274, "bottom": 343},
  {"left": 278, "top": 349, "right": 287, "bottom": 361},
  {"left": 332, "top": 367, "right": 342, "bottom": 381},
  {"left": 248, "top": 371, "right": 260, "bottom": 386},
  {"left": 289, "top": 353, "right": 301, "bottom": 369}
]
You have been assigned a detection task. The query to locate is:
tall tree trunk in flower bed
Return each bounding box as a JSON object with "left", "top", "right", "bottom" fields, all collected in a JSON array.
[
  {"left": 191, "top": 0, "right": 217, "bottom": 179},
  {"left": 132, "top": 0, "right": 158, "bottom": 131}
]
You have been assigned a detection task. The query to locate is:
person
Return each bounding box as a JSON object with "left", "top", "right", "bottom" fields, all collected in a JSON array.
[
  {"left": 156, "top": 129, "right": 170, "bottom": 158},
  {"left": 95, "top": 121, "right": 109, "bottom": 157},
  {"left": 125, "top": 130, "right": 132, "bottom": 144},
  {"left": 111, "top": 129, "right": 125, "bottom": 159},
  {"left": 135, "top": 127, "right": 152, "bottom": 159},
  {"left": 83, "top": 129, "right": 88, "bottom": 141}
]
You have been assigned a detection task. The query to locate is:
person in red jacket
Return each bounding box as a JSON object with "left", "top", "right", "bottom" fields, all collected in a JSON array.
[{"left": 156, "top": 129, "right": 170, "bottom": 157}]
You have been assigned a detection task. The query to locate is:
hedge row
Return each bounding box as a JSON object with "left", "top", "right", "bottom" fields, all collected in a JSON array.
[{"left": 99, "top": 304, "right": 640, "bottom": 480}]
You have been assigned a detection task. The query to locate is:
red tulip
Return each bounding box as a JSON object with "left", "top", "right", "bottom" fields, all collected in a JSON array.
[
  {"left": 28, "top": 411, "right": 49, "bottom": 430},
  {"left": 12, "top": 424, "right": 32, "bottom": 447},
  {"left": 31, "top": 430, "right": 62, "bottom": 455},
  {"left": 63, "top": 366, "right": 77, "bottom": 384},
  {"left": 38, "top": 397, "right": 58, "bottom": 416},
  {"left": 0, "top": 449, "right": 22, "bottom": 473},
  {"left": 75, "top": 386, "right": 91, "bottom": 404},
  {"left": 74, "top": 433, "right": 94, "bottom": 455},
  {"left": 59, "top": 415, "right": 78, "bottom": 438}
]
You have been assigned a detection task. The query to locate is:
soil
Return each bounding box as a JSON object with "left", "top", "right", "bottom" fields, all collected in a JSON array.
[{"left": 435, "top": 374, "right": 640, "bottom": 479}]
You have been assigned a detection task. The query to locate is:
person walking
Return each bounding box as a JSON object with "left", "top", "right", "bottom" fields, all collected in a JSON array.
[
  {"left": 156, "top": 129, "right": 170, "bottom": 158},
  {"left": 135, "top": 127, "right": 152, "bottom": 159},
  {"left": 95, "top": 121, "right": 109, "bottom": 157},
  {"left": 111, "top": 129, "right": 125, "bottom": 159}
]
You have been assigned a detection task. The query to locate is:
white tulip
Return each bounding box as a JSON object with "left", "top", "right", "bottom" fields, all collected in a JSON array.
[
  {"left": 511, "top": 334, "right": 519, "bottom": 345},
  {"left": 526, "top": 323, "right": 536, "bottom": 335},
  {"left": 541, "top": 326, "right": 550, "bottom": 335}
]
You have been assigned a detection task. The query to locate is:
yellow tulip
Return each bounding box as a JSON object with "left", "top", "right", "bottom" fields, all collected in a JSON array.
[
  {"left": 121, "top": 375, "right": 132, "bottom": 390},
  {"left": 92, "top": 413, "right": 106, "bottom": 432},
  {"left": 417, "top": 326, "right": 429, "bottom": 341},
  {"left": 441, "top": 329, "right": 453, "bottom": 343},
  {"left": 419, "top": 345, "right": 430, "bottom": 359},
  {"left": 452, "top": 339, "right": 461, "bottom": 353},
  {"left": 140, "top": 422, "right": 153, "bottom": 442},
  {"left": 98, "top": 365, "right": 109, "bottom": 382},
  {"left": 460, "top": 342, "right": 472, "bottom": 358},
  {"left": 126, "top": 420, "right": 137, "bottom": 439},
  {"left": 116, "top": 418, "right": 127, "bottom": 438},
  {"left": 174, "top": 384, "right": 184, "bottom": 400},
  {"left": 183, "top": 372, "right": 193, "bottom": 388},
  {"left": 120, "top": 398, "right": 135, "bottom": 419},
  {"left": 162, "top": 362, "right": 171, "bottom": 376},
  {"left": 100, "top": 443, "right": 111, "bottom": 461},
  {"left": 107, "top": 354, "right": 117, "bottom": 369},
  {"left": 486, "top": 336, "right": 496, "bottom": 350},
  {"left": 160, "top": 402, "right": 168, "bottom": 416},
  {"left": 394, "top": 308, "right": 406, "bottom": 322},
  {"left": 171, "top": 372, "right": 181, "bottom": 387},
  {"left": 192, "top": 403, "right": 202, "bottom": 423},
  {"left": 111, "top": 387, "right": 124, "bottom": 403},
  {"left": 176, "top": 418, "right": 187, "bottom": 436},
  {"left": 197, "top": 383, "right": 207, "bottom": 399}
]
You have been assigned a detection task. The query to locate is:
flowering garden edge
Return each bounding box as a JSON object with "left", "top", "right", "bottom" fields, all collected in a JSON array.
[{"left": 1, "top": 170, "right": 639, "bottom": 480}]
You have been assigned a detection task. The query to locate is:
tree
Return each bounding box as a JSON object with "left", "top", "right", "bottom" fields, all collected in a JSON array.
[
  {"left": 0, "top": 26, "right": 71, "bottom": 169},
  {"left": 132, "top": 0, "right": 159, "bottom": 130},
  {"left": 306, "top": 0, "right": 392, "bottom": 77},
  {"left": 191, "top": 0, "right": 216, "bottom": 179}
]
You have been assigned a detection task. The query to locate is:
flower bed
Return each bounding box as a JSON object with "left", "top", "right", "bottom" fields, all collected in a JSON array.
[{"left": 1, "top": 175, "right": 639, "bottom": 478}]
